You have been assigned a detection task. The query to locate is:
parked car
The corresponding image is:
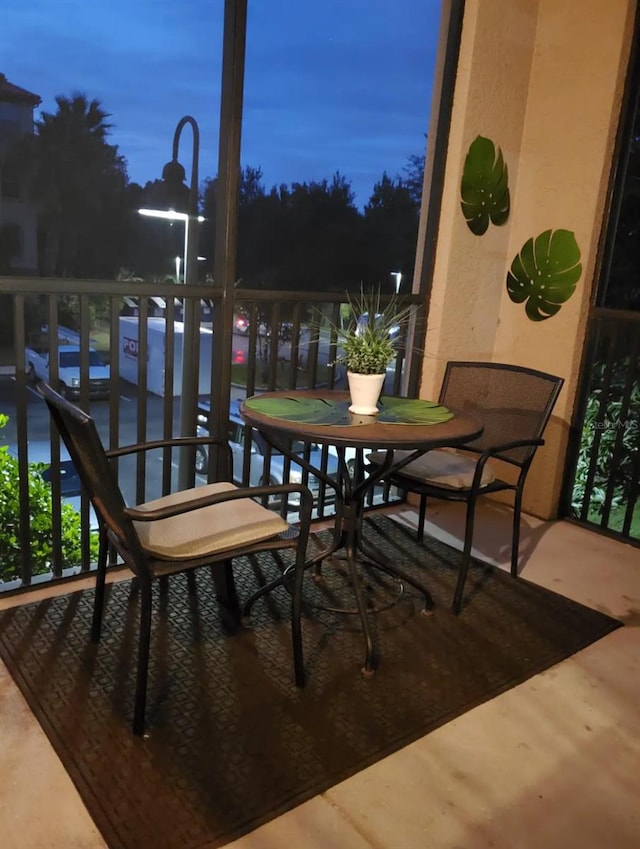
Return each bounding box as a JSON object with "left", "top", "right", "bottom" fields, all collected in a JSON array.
[
  {"left": 233, "top": 313, "right": 250, "bottom": 334},
  {"left": 258, "top": 320, "right": 293, "bottom": 339},
  {"left": 327, "top": 445, "right": 367, "bottom": 478},
  {"left": 195, "top": 400, "right": 339, "bottom": 509},
  {"left": 355, "top": 312, "right": 401, "bottom": 342},
  {"left": 25, "top": 344, "right": 110, "bottom": 399}
]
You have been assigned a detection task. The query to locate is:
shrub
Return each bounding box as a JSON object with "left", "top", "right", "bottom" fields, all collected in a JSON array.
[
  {"left": 0, "top": 414, "right": 98, "bottom": 583},
  {"left": 572, "top": 360, "right": 640, "bottom": 516}
]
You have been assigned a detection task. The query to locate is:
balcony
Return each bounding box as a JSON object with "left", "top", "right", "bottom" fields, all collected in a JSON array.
[{"left": 0, "top": 277, "right": 418, "bottom": 592}]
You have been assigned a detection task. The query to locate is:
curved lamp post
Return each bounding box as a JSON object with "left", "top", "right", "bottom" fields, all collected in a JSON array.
[
  {"left": 139, "top": 116, "right": 202, "bottom": 488},
  {"left": 140, "top": 0, "right": 248, "bottom": 488},
  {"left": 167, "top": 116, "right": 202, "bottom": 489},
  {"left": 162, "top": 116, "right": 199, "bottom": 286}
]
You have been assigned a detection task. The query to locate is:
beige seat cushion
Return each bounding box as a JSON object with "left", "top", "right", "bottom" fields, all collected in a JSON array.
[
  {"left": 367, "top": 448, "right": 495, "bottom": 490},
  {"left": 132, "top": 482, "right": 289, "bottom": 559}
]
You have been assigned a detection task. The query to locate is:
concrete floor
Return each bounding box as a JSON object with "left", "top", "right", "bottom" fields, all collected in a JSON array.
[{"left": 1, "top": 501, "right": 639, "bottom": 849}]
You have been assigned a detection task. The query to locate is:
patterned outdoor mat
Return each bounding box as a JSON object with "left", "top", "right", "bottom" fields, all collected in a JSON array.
[{"left": 0, "top": 515, "right": 621, "bottom": 849}]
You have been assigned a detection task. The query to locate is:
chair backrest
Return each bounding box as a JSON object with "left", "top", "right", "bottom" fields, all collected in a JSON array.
[
  {"left": 37, "top": 381, "right": 147, "bottom": 574},
  {"left": 439, "top": 362, "right": 564, "bottom": 465}
]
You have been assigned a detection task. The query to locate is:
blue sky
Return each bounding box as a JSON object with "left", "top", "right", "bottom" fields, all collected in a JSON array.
[{"left": 2, "top": 0, "right": 441, "bottom": 207}]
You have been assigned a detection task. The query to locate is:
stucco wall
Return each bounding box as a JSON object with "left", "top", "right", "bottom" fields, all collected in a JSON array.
[{"left": 421, "top": 0, "right": 635, "bottom": 518}]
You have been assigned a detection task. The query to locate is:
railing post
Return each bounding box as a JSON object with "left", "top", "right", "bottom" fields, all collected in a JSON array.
[{"left": 210, "top": 0, "right": 247, "bottom": 478}]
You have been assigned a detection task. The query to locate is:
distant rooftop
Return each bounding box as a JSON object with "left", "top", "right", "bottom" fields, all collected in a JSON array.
[{"left": 0, "top": 73, "right": 41, "bottom": 106}]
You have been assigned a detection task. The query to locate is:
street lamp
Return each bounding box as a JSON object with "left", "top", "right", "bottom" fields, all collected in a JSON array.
[
  {"left": 139, "top": 116, "right": 202, "bottom": 488},
  {"left": 138, "top": 209, "right": 205, "bottom": 284}
]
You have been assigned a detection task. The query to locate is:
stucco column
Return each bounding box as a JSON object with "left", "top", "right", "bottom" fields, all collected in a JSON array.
[{"left": 420, "top": 0, "right": 635, "bottom": 518}]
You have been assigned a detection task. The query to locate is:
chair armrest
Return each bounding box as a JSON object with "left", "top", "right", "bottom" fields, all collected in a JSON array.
[
  {"left": 105, "top": 435, "right": 228, "bottom": 459},
  {"left": 478, "top": 437, "right": 544, "bottom": 465},
  {"left": 461, "top": 438, "right": 545, "bottom": 491},
  {"left": 485, "top": 437, "right": 544, "bottom": 453},
  {"left": 456, "top": 437, "right": 544, "bottom": 458},
  {"left": 124, "top": 481, "right": 314, "bottom": 523}
]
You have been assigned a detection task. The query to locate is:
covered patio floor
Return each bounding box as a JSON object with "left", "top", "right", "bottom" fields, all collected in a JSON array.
[{"left": 1, "top": 500, "right": 638, "bottom": 849}]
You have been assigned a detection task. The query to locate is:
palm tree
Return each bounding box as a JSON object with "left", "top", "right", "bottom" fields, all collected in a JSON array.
[{"left": 8, "top": 93, "right": 128, "bottom": 277}]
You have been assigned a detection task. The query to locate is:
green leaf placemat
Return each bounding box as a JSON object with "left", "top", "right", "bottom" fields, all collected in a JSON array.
[
  {"left": 245, "top": 396, "right": 349, "bottom": 425},
  {"left": 244, "top": 395, "right": 453, "bottom": 426},
  {"left": 377, "top": 396, "right": 453, "bottom": 424}
]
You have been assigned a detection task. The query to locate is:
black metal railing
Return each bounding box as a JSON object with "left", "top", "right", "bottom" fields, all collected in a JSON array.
[
  {"left": 565, "top": 309, "right": 640, "bottom": 543},
  {"left": 0, "top": 276, "right": 419, "bottom": 592}
]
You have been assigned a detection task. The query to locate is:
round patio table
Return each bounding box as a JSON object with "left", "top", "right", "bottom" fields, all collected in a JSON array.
[{"left": 240, "top": 389, "right": 483, "bottom": 676}]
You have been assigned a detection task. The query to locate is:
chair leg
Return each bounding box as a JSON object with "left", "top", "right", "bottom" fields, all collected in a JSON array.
[
  {"left": 186, "top": 571, "right": 198, "bottom": 595},
  {"left": 211, "top": 560, "right": 240, "bottom": 622},
  {"left": 133, "top": 578, "right": 153, "bottom": 736},
  {"left": 511, "top": 487, "right": 524, "bottom": 577},
  {"left": 416, "top": 494, "right": 427, "bottom": 543},
  {"left": 452, "top": 498, "right": 477, "bottom": 615},
  {"left": 91, "top": 530, "right": 108, "bottom": 643},
  {"left": 291, "top": 554, "right": 305, "bottom": 688}
]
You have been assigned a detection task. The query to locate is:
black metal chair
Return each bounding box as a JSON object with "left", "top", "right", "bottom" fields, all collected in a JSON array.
[
  {"left": 367, "top": 362, "right": 564, "bottom": 614},
  {"left": 37, "top": 380, "right": 313, "bottom": 735}
]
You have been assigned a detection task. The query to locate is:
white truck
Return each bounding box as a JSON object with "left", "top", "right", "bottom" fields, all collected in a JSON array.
[
  {"left": 25, "top": 343, "right": 111, "bottom": 399},
  {"left": 119, "top": 316, "right": 213, "bottom": 396}
]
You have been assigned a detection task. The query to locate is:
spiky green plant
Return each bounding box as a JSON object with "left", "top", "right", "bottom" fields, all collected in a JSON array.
[{"left": 333, "top": 288, "right": 416, "bottom": 375}]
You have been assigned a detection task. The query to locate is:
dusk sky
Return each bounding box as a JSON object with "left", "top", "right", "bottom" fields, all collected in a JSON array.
[{"left": 2, "top": 0, "right": 442, "bottom": 207}]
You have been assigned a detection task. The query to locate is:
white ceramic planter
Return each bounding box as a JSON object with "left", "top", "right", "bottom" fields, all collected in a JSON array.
[{"left": 347, "top": 371, "right": 385, "bottom": 415}]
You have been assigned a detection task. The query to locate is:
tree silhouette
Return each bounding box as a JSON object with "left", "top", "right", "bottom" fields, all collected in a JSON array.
[
  {"left": 199, "top": 158, "right": 425, "bottom": 295},
  {"left": 4, "top": 87, "right": 426, "bottom": 297},
  {"left": 6, "top": 93, "right": 127, "bottom": 277},
  {"left": 403, "top": 152, "right": 426, "bottom": 206},
  {"left": 362, "top": 172, "right": 420, "bottom": 290}
]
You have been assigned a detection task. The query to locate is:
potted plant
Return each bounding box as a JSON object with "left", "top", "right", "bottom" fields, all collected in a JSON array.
[{"left": 333, "top": 288, "right": 416, "bottom": 415}]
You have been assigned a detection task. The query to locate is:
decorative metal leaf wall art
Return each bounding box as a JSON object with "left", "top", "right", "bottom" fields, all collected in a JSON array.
[
  {"left": 506, "top": 229, "right": 582, "bottom": 321},
  {"left": 460, "top": 135, "right": 510, "bottom": 235}
]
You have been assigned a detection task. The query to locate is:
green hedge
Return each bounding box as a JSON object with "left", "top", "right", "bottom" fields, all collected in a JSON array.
[{"left": 0, "top": 414, "right": 98, "bottom": 584}]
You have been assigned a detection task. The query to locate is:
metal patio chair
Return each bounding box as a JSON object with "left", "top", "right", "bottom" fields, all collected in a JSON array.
[
  {"left": 367, "top": 362, "right": 564, "bottom": 614},
  {"left": 37, "top": 380, "right": 313, "bottom": 735}
]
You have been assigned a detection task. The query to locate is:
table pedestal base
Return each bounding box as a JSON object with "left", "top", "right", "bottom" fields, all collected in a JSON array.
[{"left": 241, "top": 505, "right": 434, "bottom": 677}]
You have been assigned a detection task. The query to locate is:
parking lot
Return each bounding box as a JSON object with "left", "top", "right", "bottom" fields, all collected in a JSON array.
[{"left": 0, "top": 374, "right": 346, "bottom": 517}]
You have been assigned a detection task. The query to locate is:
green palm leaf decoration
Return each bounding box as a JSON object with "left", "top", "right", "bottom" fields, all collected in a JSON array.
[
  {"left": 244, "top": 396, "right": 349, "bottom": 425},
  {"left": 244, "top": 395, "right": 453, "bottom": 426},
  {"left": 460, "top": 135, "right": 510, "bottom": 235},
  {"left": 507, "top": 229, "right": 582, "bottom": 321}
]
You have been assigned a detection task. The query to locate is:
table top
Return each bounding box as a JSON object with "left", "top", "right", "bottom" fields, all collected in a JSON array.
[{"left": 240, "top": 390, "right": 483, "bottom": 450}]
